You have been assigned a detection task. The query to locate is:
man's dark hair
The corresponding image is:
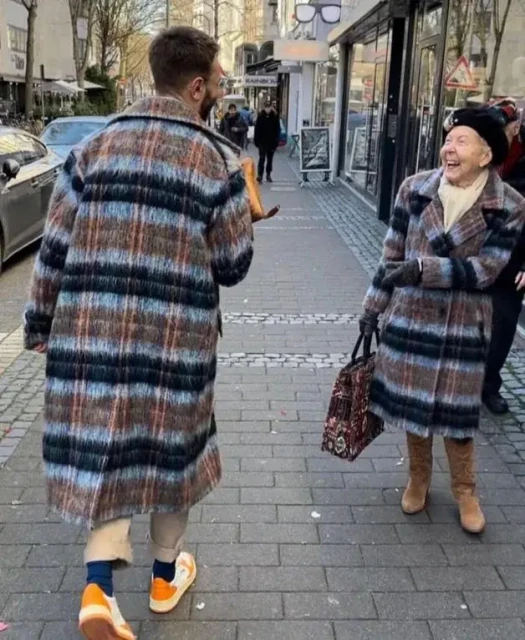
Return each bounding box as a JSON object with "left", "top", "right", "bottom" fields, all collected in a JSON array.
[
  {"left": 149, "top": 26, "right": 219, "bottom": 93},
  {"left": 228, "top": 104, "right": 237, "bottom": 110}
]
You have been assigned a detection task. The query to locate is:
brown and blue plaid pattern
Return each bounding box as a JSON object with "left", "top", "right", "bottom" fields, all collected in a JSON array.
[
  {"left": 364, "top": 169, "right": 525, "bottom": 439},
  {"left": 24, "top": 97, "right": 253, "bottom": 526}
]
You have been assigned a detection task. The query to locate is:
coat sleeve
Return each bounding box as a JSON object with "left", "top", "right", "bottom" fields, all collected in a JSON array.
[
  {"left": 362, "top": 178, "right": 411, "bottom": 315},
  {"left": 254, "top": 117, "right": 261, "bottom": 147},
  {"left": 24, "top": 150, "right": 84, "bottom": 349},
  {"left": 420, "top": 204, "right": 525, "bottom": 290},
  {"left": 236, "top": 117, "right": 248, "bottom": 134},
  {"left": 208, "top": 167, "right": 254, "bottom": 288}
]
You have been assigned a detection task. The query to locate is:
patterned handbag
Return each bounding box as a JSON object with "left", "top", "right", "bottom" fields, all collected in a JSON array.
[{"left": 322, "top": 331, "right": 384, "bottom": 461}]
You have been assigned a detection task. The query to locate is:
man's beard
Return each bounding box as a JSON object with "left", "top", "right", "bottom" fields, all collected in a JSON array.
[{"left": 200, "top": 89, "right": 216, "bottom": 121}]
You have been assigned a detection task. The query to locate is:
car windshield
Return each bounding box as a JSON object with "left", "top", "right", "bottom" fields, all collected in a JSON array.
[{"left": 41, "top": 121, "right": 105, "bottom": 145}]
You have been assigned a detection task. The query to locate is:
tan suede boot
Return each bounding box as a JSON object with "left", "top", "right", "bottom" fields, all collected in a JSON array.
[
  {"left": 444, "top": 438, "right": 485, "bottom": 534},
  {"left": 401, "top": 433, "right": 433, "bottom": 514}
]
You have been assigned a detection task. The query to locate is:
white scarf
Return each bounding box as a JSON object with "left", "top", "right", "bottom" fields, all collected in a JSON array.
[{"left": 438, "top": 169, "right": 489, "bottom": 232}]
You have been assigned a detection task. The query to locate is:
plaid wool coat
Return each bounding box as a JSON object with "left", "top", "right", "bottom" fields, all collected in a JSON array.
[
  {"left": 364, "top": 168, "right": 525, "bottom": 439},
  {"left": 24, "top": 97, "right": 254, "bottom": 526}
]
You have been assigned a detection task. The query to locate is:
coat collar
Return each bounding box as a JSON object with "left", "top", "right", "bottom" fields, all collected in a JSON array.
[
  {"left": 415, "top": 168, "right": 506, "bottom": 257},
  {"left": 111, "top": 96, "right": 240, "bottom": 154}
]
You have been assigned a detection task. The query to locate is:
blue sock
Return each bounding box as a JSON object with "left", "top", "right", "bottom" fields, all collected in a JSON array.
[
  {"left": 153, "top": 559, "right": 176, "bottom": 583},
  {"left": 86, "top": 561, "right": 114, "bottom": 597}
]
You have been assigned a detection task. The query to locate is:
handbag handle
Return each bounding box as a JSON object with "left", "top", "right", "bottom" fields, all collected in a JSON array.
[{"left": 351, "top": 330, "right": 380, "bottom": 364}]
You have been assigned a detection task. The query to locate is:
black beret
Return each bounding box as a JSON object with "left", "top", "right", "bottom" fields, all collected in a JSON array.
[{"left": 443, "top": 108, "right": 509, "bottom": 166}]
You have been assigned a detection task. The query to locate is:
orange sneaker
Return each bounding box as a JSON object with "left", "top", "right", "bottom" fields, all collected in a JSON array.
[
  {"left": 149, "top": 552, "right": 197, "bottom": 614},
  {"left": 79, "top": 584, "right": 135, "bottom": 640}
]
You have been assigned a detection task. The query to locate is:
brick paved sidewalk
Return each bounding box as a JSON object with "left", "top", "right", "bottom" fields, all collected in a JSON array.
[{"left": 0, "top": 151, "right": 524, "bottom": 639}]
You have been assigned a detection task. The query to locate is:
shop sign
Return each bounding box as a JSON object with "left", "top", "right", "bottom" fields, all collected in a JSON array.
[
  {"left": 445, "top": 56, "right": 477, "bottom": 90},
  {"left": 243, "top": 75, "right": 279, "bottom": 87},
  {"left": 300, "top": 126, "right": 331, "bottom": 172},
  {"left": 274, "top": 39, "right": 329, "bottom": 62}
]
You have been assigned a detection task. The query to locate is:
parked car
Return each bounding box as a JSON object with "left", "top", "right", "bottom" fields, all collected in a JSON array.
[
  {"left": 0, "top": 127, "right": 62, "bottom": 272},
  {"left": 40, "top": 115, "right": 109, "bottom": 159}
]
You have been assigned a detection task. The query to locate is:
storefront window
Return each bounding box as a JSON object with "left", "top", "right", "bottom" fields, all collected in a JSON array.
[
  {"left": 444, "top": 0, "right": 525, "bottom": 119},
  {"left": 314, "top": 47, "right": 339, "bottom": 137},
  {"left": 344, "top": 26, "right": 392, "bottom": 196}
]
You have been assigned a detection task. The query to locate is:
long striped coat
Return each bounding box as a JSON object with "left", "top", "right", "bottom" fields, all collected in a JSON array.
[
  {"left": 24, "top": 97, "right": 254, "bottom": 526},
  {"left": 364, "top": 168, "right": 525, "bottom": 439}
]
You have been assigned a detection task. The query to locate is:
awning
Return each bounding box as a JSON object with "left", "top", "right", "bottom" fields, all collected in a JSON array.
[
  {"left": 246, "top": 57, "right": 280, "bottom": 74},
  {"left": 68, "top": 80, "right": 104, "bottom": 91},
  {"left": 42, "top": 80, "right": 84, "bottom": 95}
]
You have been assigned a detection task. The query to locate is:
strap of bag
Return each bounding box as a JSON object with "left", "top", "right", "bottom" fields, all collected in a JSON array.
[{"left": 351, "top": 330, "right": 380, "bottom": 364}]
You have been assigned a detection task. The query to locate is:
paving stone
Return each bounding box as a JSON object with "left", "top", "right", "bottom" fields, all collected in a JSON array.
[
  {"left": 497, "top": 566, "right": 525, "bottom": 589},
  {"left": 0, "top": 623, "right": 43, "bottom": 640},
  {"left": 312, "top": 489, "right": 384, "bottom": 506},
  {"left": 190, "top": 593, "right": 283, "bottom": 620},
  {"left": 395, "top": 524, "right": 482, "bottom": 544},
  {"left": 442, "top": 543, "right": 525, "bottom": 566},
  {"left": 141, "top": 621, "right": 237, "bottom": 640},
  {"left": 241, "top": 488, "right": 312, "bottom": 505},
  {"left": 0, "top": 568, "right": 64, "bottom": 593},
  {"left": 278, "top": 506, "right": 353, "bottom": 524},
  {"left": 275, "top": 472, "right": 344, "bottom": 488},
  {"left": 197, "top": 544, "right": 279, "bottom": 566},
  {"left": 463, "top": 591, "right": 525, "bottom": 618},
  {"left": 220, "top": 472, "right": 275, "bottom": 488},
  {"left": 429, "top": 619, "right": 525, "bottom": 640},
  {"left": 320, "top": 524, "right": 399, "bottom": 545},
  {"left": 352, "top": 506, "right": 430, "bottom": 524},
  {"left": 241, "top": 458, "right": 307, "bottom": 472},
  {"left": 334, "top": 621, "right": 432, "bottom": 640},
  {"left": 241, "top": 523, "right": 319, "bottom": 544},
  {"left": 201, "top": 505, "right": 277, "bottom": 524},
  {"left": 239, "top": 621, "right": 335, "bottom": 640},
  {"left": 360, "top": 544, "right": 448, "bottom": 567},
  {"left": 374, "top": 593, "right": 470, "bottom": 620},
  {"left": 0, "top": 523, "right": 79, "bottom": 545},
  {"left": 2, "top": 593, "right": 80, "bottom": 621},
  {"left": 326, "top": 567, "right": 415, "bottom": 592},
  {"left": 283, "top": 592, "right": 376, "bottom": 620},
  {"left": 411, "top": 566, "right": 505, "bottom": 591},
  {"left": 240, "top": 566, "right": 327, "bottom": 592},
  {"left": 280, "top": 544, "right": 363, "bottom": 567},
  {"left": 41, "top": 621, "right": 142, "bottom": 639}
]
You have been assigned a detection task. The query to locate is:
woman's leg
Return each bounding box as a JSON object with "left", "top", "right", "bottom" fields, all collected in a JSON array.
[
  {"left": 402, "top": 432, "right": 433, "bottom": 514},
  {"left": 444, "top": 437, "right": 485, "bottom": 533}
]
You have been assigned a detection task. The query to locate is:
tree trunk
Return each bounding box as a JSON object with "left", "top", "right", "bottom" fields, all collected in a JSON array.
[
  {"left": 24, "top": 2, "right": 37, "bottom": 116},
  {"left": 214, "top": 0, "right": 219, "bottom": 40},
  {"left": 485, "top": 0, "right": 514, "bottom": 99}
]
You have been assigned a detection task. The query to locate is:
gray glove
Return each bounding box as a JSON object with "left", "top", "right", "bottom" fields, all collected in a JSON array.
[
  {"left": 359, "top": 310, "right": 379, "bottom": 337},
  {"left": 382, "top": 260, "right": 422, "bottom": 288}
]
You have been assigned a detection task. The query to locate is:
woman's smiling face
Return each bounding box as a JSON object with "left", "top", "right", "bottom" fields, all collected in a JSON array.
[{"left": 440, "top": 125, "right": 492, "bottom": 187}]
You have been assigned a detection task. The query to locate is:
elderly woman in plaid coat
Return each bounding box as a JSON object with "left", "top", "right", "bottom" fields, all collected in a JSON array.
[
  {"left": 24, "top": 26, "right": 255, "bottom": 640},
  {"left": 360, "top": 109, "right": 525, "bottom": 535}
]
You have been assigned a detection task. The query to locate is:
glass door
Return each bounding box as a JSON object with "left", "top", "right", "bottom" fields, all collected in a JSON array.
[{"left": 411, "top": 42, "right": 438, "bottom": 173}]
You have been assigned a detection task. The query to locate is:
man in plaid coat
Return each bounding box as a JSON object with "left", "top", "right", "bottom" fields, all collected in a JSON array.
[{"left": 24, "top": 27, "right": 253, "bottom": 640}]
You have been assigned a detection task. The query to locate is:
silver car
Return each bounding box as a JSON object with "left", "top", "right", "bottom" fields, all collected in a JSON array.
[
  {"left": 40, "top": 115, "right": 109, "bottom": 160},
  {"left": 0, "top": 126, "right": 62, "bottom": 273}
]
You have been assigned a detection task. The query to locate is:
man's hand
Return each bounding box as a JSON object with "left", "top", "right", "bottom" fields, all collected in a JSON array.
[
  {"left": 34, "top": 343, "right": 47, "bottom": 354},
  {"left": 382, "top": 260, "right": 422, "bottom": 288},
  {"left": 516, "top": 272, "right": 525, "bottom": 291},
  {"left": 359, "top": 310, "right": 379, "bottom": 337}
]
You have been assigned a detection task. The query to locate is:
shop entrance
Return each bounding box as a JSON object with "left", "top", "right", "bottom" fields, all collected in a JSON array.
[{"left": 408, "top": 37, "right": 440, "bottom": 174}]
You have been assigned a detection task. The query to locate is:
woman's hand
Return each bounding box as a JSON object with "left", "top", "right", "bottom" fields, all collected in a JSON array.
[
  {"left": 359, "top": 310, "right": 379, "bottom": 337},
  {"left": 34, "top": 343, "right": 47, "bottom": 354},
  {"left": 516, "top": 272, "right": 525, "bottom": 291},
  {"left": 382, "top": 260, "right": 422, "bottom": 288}
]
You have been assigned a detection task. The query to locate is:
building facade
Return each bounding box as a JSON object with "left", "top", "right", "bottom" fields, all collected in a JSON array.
[
  {"left": 328, "top": 0, "right": 525, "bottom": 220},
  {"left": 0, "top": 0, "right": 95, "bottom": 111}
]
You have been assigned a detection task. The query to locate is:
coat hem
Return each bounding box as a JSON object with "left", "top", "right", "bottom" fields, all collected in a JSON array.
[{"left": 369, "top": 406, "right": 477, "bottom": 440}]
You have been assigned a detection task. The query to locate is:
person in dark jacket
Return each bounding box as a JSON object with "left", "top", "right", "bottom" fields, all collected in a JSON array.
[
  {"left": 482, "top": 98, "right": 525, "bottom": 414},
  {"left": 254, "top": 101, "right": 281, "bottom": 183},
  {"left": 220, "top": 104, "right": 248, "bottom": 147}
]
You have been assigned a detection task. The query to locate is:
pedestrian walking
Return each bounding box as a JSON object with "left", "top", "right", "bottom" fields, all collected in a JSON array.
[
  {"left": 219, "top": 103, "right": 248, "bottom": 147},
  {"left": 481, "top": 98, "right": 525, "bottom": 414},
  {"left": 24, "top": 26, "right": 254, "bottom": 640},
  {"left": 360, "top": 108, "right": 525, "bottom": 534},
  {"left": 240, "top": 104, "right": 253, "bottom": 149},
  {"left": 254, "top": 101, "right": 281, "bottom": 183}
]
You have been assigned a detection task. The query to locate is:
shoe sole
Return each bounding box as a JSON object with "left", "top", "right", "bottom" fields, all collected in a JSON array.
[
  {"left": 149, "top": 563, "right": 197, "bottom": 614},
  {"left": 79, "top": 610, "right": 135, "bottom": 640},
  {"left": 78, "top": 616, "right": 136, "bottom": 640}
]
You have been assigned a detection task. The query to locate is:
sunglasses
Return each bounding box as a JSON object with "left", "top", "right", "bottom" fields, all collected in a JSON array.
[
  {"left": 294, "top": 3, "right": 341, "bottom": 24},
  {"left": 218, "top": 77, "right": 228, "bottom": 89}
]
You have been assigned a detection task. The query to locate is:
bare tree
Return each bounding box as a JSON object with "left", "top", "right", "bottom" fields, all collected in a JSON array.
[
  {"left": 96, "top": 0, "right": 162, "bottom": 76},
  {"left": 21, "top": 0, "right": 37, "bottom": 116},
  {"left": 69, "top": 0, "right": 96, "bottom": 92},
  {"left": 485, "top": 0, "right": 514, "bottom": 98}
]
